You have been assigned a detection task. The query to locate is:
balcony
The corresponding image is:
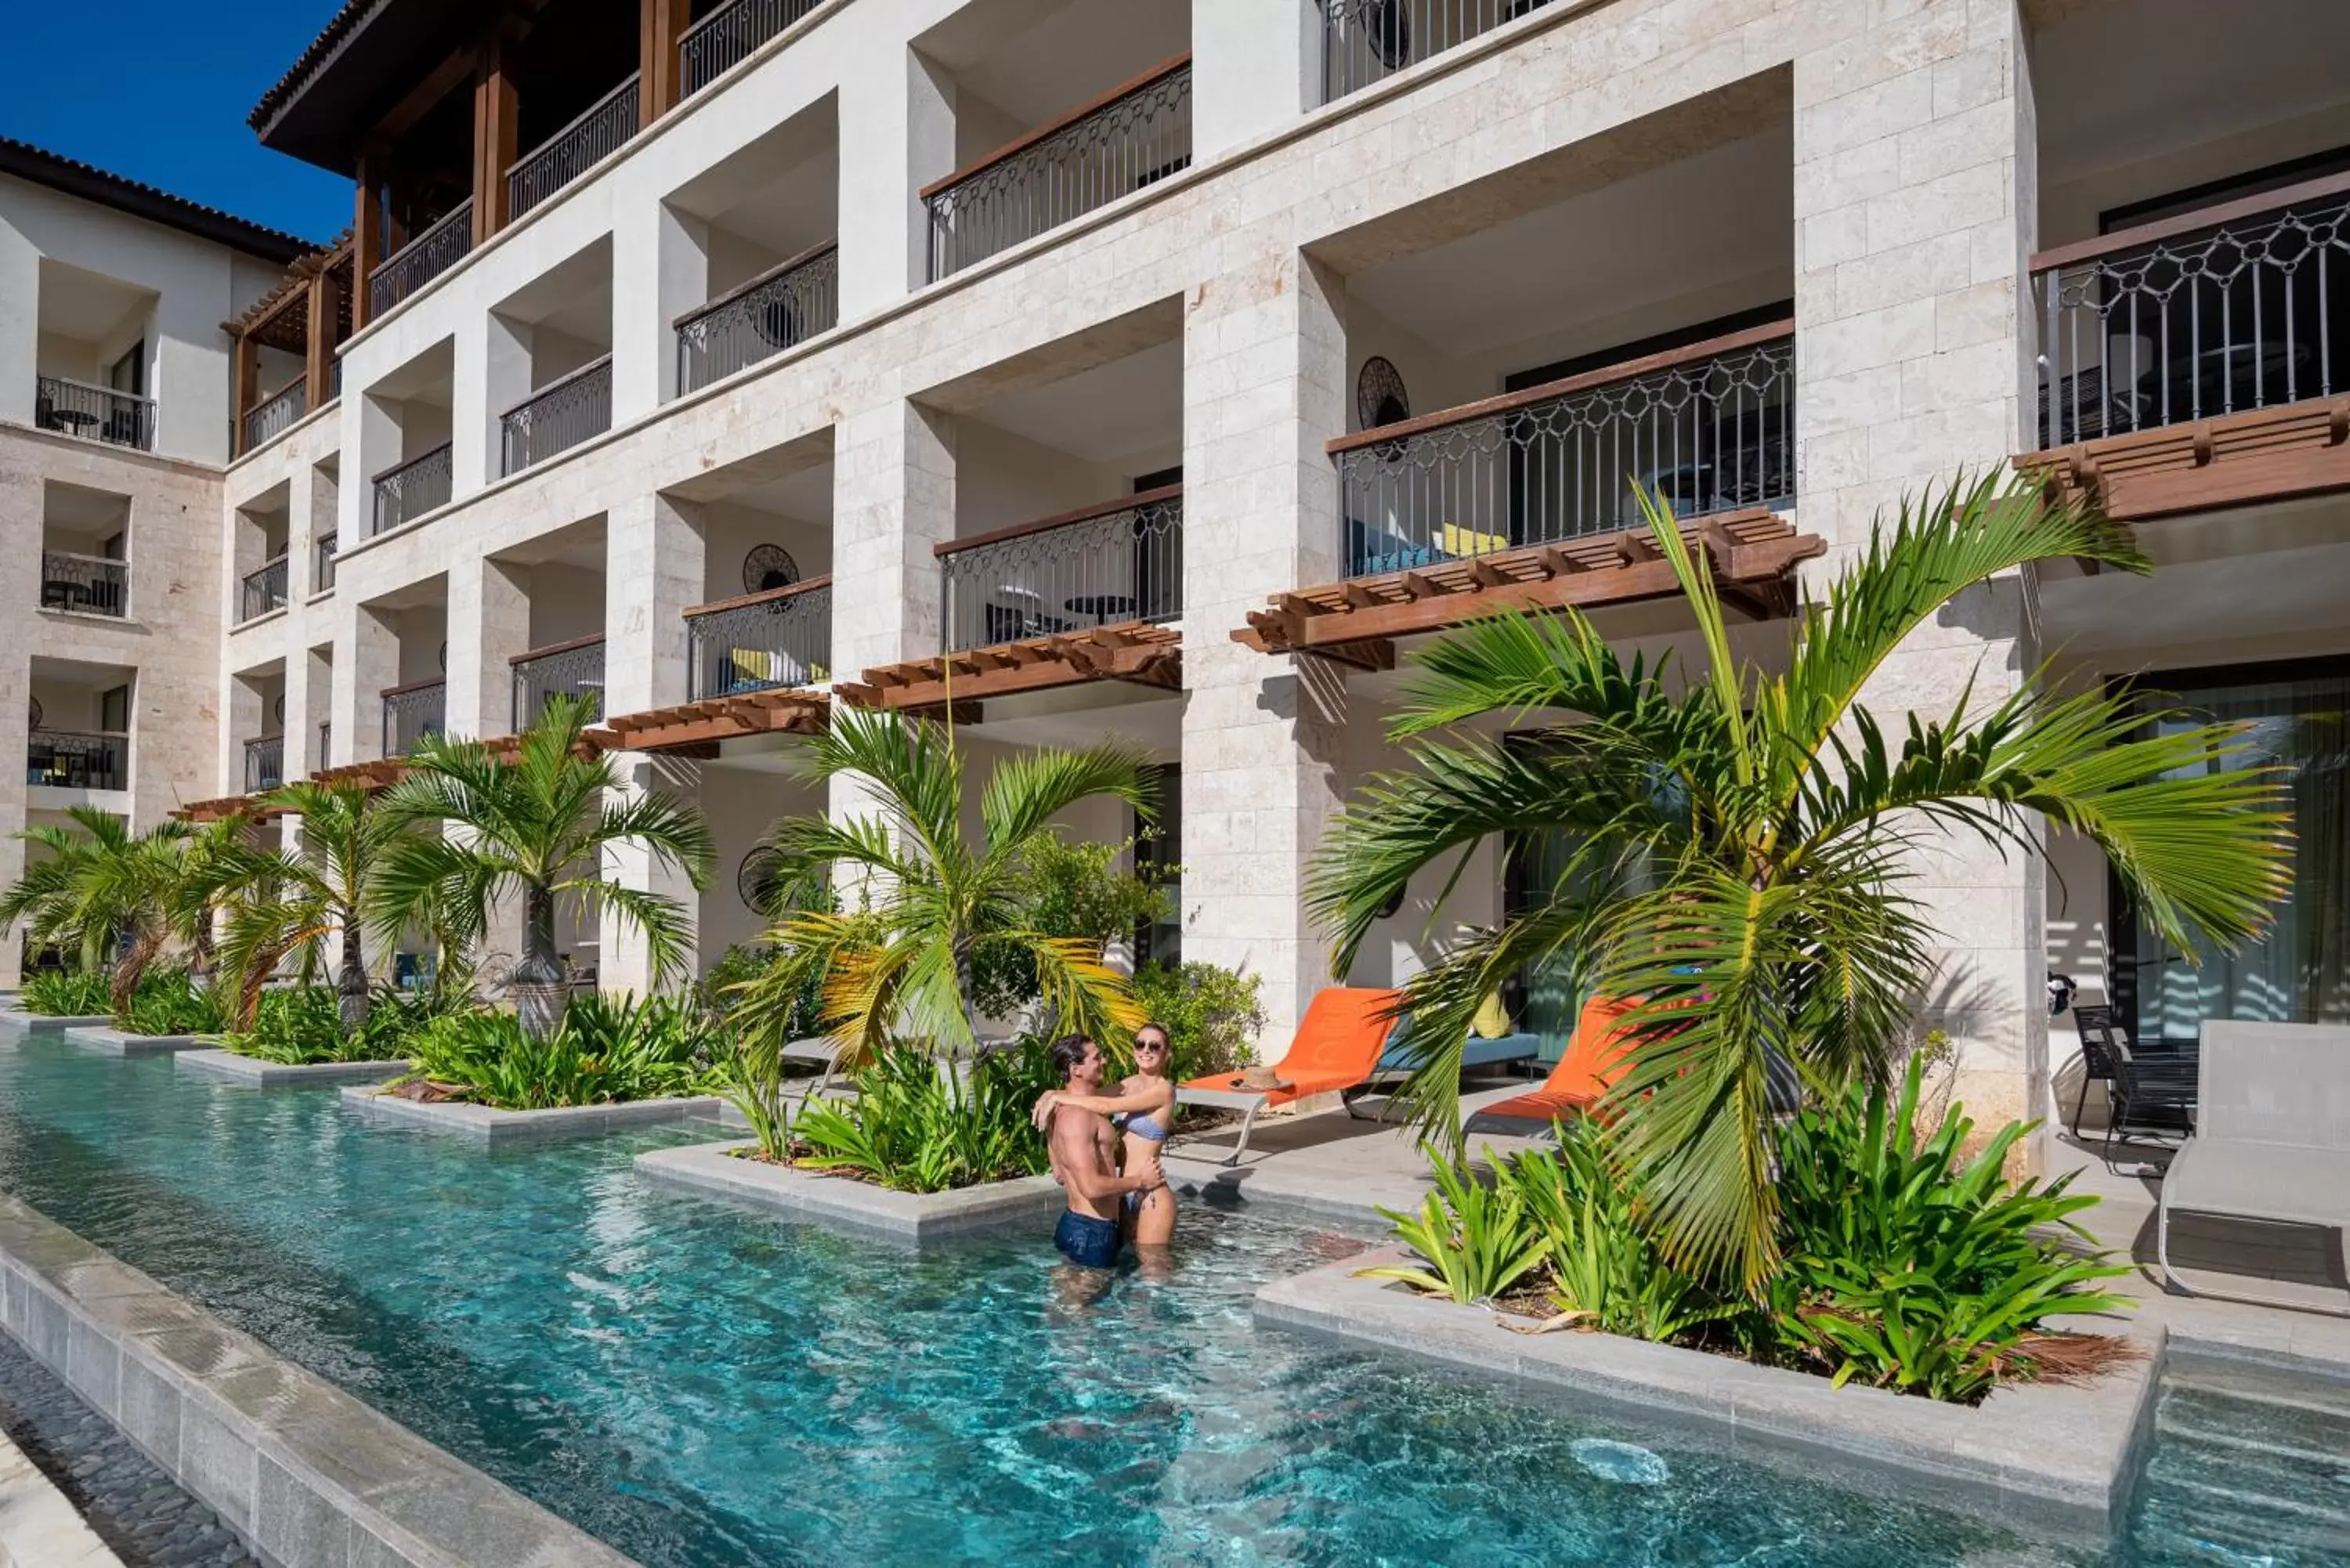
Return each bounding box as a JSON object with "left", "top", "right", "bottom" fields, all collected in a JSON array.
[
  {"left": 942, "top": 489, "right": 1183, "bottom": 653},
  {"left": 924, "top": 56, "right": 1191, "bottom": 281},
  {"left": 34, "top": 375, "right": 154, "bottom": 451},
  {"left": 381, "top": 680, "right": 446, "bottom": 757},
  {"left": 685, "top": 576, "right": 831, "bottom": 700},
  {"left": 511, "top": 635, "right": 606, "bottom": 731},
  {"left": 681, "top": 0, "right": 822, "bottom": 96},
  {"left": 372, "top": 443, "right": 454, "bottom": 536},
  {"left": 501, "top": 356, "right": 612, "bottom": 476},
  {"left": 1319, "top": 0, "right": 1560, "bottom": 103},
  {"left": 241, "top": 378, "right": 308, "bottom": 453},
  {"left": 316, "top": 532, "right": 338, "bottom": 594},
  {"left": 509, "top": 77, "right": 640, "bottom": 221},
  {"left": 38, "top": 551, "right": 126, "bottom": 618},
  {"left": 27, "top": 729, "right": 125, "bottom": 793},
  {"left": 368, "top": 202, "right": 472, "bottom": 320},
  {"left": 244, "top": 735, "right": 285, "bottom": 794},
  {"left": 240, "top": 556, "right": 290, "bottom": 625},
  {"left": 2024, "top": 175, "right": 2350, "bottom": 520},
  {"left": 675, "top": 244, "right": 838, "bottom": 396}
]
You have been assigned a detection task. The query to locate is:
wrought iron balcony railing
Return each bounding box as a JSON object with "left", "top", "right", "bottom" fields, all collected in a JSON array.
[
  {"left": 27, "top": 729, "right": 126, "bottom": 792},
  {"left": 681, "top": 0, "right": 822, "bottom": 96},
  {"left": 315, "top": 532, "right": 338, "bottom": 594},
  {"left": 924, "top": 56, "right": 1191, "bottom": 281},
  {"left": 372, "top": 443, "right": 454, "bottom": 536},
  {"left": 244, "top": 735, "right": 284, "bottom": 794},
  {"left": 34, "top": 375, "right": 154, "bottom": 451},
  {"left": 509, "top": 76, "right": 641, "bottom": 220},
  {"left": 2031, "top": 173, "right": 2350, "bottom": 450},
  {"left": 38, "top": 551, "right": 126, "bottom": 617},
  {"left": 1320, "top": 0, "right": 1559, "bottom": 102},
  {"left": 240, "top": 555, "right": 289, "bottom": 624},
  {"left": 501, "top": 356, "right": 613, "bottom": 476},
  {"left": 675, "top": 244, "right": 839, "bottom": 395},
  {"left": 241, "top": 378, "right": 307, "bottom": 453},
  {"left": 685, "top": 576, "right": 832, "bottom": 700},
  {"left": 381, "top": 680, "right": 446, "bottom": 757},
  {"left": 1334, "top": 323, "right": 1795, "bottom": 579},
  {"left": 939, "top": 490, "right": 1182, "bottom": 654},
  {"left": 368, "top": 201, "right": 472, "bottom": 319},
  {"left": 511, "top": 635, "right": 606, "bottom": 731}
]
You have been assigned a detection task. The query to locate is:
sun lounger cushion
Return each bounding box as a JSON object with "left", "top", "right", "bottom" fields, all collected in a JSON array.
[
  {"left": 2164, "top": 1138, "right": 2350, "bottom": 1232},
  {"left": 1376, "top": 1028, "right": 1538, "bottom": 1074},
  {"left": 1472, "top": 994, "right": 1644, "bottom": 1126},
  {"left": 1180, "top": 985, "right": 1401, "bottom": 1107}
]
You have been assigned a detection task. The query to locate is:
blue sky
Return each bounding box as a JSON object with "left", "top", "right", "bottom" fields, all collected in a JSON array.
[{"left": 4, "top": 3, "right": 353, "bottom": 244}]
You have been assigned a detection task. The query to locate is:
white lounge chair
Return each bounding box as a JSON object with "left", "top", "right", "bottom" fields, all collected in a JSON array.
[{"left": 2156, "top": 1019, "right": 2350, "bottom": 1317}]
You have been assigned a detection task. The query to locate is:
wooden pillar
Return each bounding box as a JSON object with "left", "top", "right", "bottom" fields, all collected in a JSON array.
[
  {"left": 640, "top": 0, "right": 690, "bottom": 125},
  {"left": 472, "top": 41, "right": 518, "bottom": 243},
  {"left": 306, "top": 266, "right": 340, "bottom": 407},
  {"left": 231, "top": 333, "right": 258, "bottom": 457},
  {"left": 351, "top": 163, "right": 381, "bottom": 332}
]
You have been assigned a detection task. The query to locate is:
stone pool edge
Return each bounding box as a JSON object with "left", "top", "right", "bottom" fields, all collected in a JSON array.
[
  {"left": 0, "top": 1190, "right": 635, "bottom": 1568},
  {"left": 175, "top": 1051, "right": 410, "bottom": 1088},
  {"left": 1254, "top": 1247, "right": 2163, "bottom": 1544},
  {"left": 0, "top": 1014, "right": 112, "bottom": 1038},
  {"left": 61, "top": 1029, "right": 211, "bottom": 1058},
  {"left": 338, "top": 1086, "right": 726, "bottom": 1144},
  {"left": 634, "top": 1140, "right": 1065, "bottom": 1248}
]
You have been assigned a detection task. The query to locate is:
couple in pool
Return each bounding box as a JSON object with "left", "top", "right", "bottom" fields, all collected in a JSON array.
[{"left": 1032, "top": 1027, "right": 1178, "bottom": 1269}]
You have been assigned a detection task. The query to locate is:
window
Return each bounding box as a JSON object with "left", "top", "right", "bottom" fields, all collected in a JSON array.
[
  {"left": 106, "top": 341, "right": 145, "bottom": 398},
  {"left": 99, "top": 684, "right": 129, "bottom": 734},
  {"left": 1133, "top": 764, "right": 1181, "bottom": 966}
]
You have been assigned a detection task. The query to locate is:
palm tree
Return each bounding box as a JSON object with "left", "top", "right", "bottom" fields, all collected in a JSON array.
[
  {"left": 374, "top": 695, "right": 714, "bottom": 1037},
  {"left": 215, "top": 780, "right": 412, "bottom": 1032},
  {"left": 1307, "top": 474, "right": 2292, "bottom": 1288},
  {"left": 732, "top": 705, "right": 1154, "bottom": 1065}
]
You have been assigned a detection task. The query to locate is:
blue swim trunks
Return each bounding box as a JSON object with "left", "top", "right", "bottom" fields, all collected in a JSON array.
[{"left": 1054, "top": 1209, "right": 1123, "bottom": 1268}]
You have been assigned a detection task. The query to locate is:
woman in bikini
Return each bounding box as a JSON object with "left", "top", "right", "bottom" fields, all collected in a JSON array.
[{"left": 1032, "top": 1023, "right": 1178, "bottom": 1248}]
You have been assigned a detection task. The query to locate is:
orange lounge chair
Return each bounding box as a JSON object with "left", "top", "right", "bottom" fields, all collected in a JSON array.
[
  {"left": 1177, "top": 986, "right": 1403, "bottom": 1165},
  {"left": 1468, "top": 993, "right": 1644, "bottom": 1134}
]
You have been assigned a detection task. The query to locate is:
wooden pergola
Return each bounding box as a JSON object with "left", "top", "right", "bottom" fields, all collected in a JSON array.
[
  {"left": 226, "top": 233, "right": 356, "bottom": 456},
  {"left": 837, "top": 623, "right": 1184, "bottom": 719}
]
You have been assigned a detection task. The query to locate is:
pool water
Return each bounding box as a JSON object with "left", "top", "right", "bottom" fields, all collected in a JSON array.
[{"left": 0, "top": 1038, "right": 2336, "bottom": 1566}]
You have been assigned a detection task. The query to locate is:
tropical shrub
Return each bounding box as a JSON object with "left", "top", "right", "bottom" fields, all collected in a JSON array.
[
  {"left": 398, "top": 995, "right": 721, "bottom": 1110},
  {"left": 1127, "top": 960, "right": 1264, "bottom": 1082},
  {"left": 969, "top": 836, "right": 1169, "bottom": 1021},
  {"left": 121, "top": 970, "right": 226, "bottom": 1038},
  {"left": 18, "top": 968, "right": 111, "bottom": 1017},
  {"left": 1367, "top": 1059, "right": 2129, "bottom": 1403},
  {"left": 218, "top": 986, "right": 439, "bottom": 1066},
  {"left": 778, "top": 1038, "right": 1061, "bottom": 1193}
]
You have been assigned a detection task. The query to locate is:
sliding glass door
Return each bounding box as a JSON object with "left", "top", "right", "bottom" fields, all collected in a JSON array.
[{"left": 2118, "top": 659, "right": 2350, "bottom": 1043}]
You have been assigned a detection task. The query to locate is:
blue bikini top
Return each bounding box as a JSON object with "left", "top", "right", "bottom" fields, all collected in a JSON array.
[{"left": 1112, "top": 1111, "right": 1170, "bottom": 1143}]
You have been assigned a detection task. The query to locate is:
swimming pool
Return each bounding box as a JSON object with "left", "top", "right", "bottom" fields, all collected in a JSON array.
[{"left": 0, "top": 1035, "right": 2337, "bottom": 1566}]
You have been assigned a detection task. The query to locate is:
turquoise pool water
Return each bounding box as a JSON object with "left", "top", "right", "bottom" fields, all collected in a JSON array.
[{"left": 0, "top": 1037, "right": 2339, "bottom": 1566}]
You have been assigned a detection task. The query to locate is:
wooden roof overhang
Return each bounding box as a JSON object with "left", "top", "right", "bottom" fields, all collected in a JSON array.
[
  {"left": 583, "top": 687, "right": 830, "bottom": 757},
  {"left": 1234, "top": 511, "right": 1824, "bottom": 669},
  {"left": 837, "top": 623, "right": 1183, "bottom": 716},
  {"left": 226, "top": 235, "right": 357, "bottom": 352},
  {"left": 2014, "top": 397, "right": 2350, "bottom": 523}
]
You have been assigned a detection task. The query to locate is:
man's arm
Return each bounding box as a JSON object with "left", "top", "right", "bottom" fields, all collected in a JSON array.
[{"left": 1032, "top": 1082, "right": 1164, "bottom": 1129}]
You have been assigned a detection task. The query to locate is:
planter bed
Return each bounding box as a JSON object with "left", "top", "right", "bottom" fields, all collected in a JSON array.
[
  {"left": 175, "top": 1050, "right": 412, "bottom": 1088},
  {"left": 634, "top": 1140, "right": 1065, "bottom": 1249},
  {"left": 338, "top": 1086, "right": 727, "bottom": 1146},
  {"left": 1255, "top": 1247, "right": 2161, "bottom": 1541},
  {"left": 60, "top": 1027, "right": 212, "bottom": 1057},
  {"left": 0, "top": 1013, "right": 113, "bottom": 1038}
]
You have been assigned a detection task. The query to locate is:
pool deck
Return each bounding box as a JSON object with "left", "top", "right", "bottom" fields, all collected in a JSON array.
[{"left": 0, "top": 1422, "right": 126, "bottom": 1568}]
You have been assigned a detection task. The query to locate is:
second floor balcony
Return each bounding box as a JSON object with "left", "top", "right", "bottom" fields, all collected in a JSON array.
[
  {"left": 512, "top": 635, "right": 606, "bottom": 730},
  {"left": 27, "top": 729, "right": 126, "bottom": 793},
  {"left": 924, "top": 56, "right": 1192, "bottom": 281},
  {"left": 240, "top": 556, "right": 289, "bottom": 624},
  {"left": 244, "top": 735, "right": 285, "bottom": 794},
  {"left": 34, "top": 375, "right": 154, "bottom": 451},
  {"left": 685, "top": 576, "right": 832, "bottom": 700},
  {"left": 38, "top": 551, "right": 126, "bottom": 618},
  {"left": 241, "top": 378, "right": 309, "bottom": 453},
  {"left": 675, "top": 244, "right": 838, "bottom": 396},
  {"left": 509, "top": 77, "right": 640, "bottom": 221},
  {"left": 939, "top": 489, "right": 1184, "bottom": 654},
  {"left": 501, "top": 357, "right": 613, "bottom": 476},
  {"left": 381, "top": 679, "right": 446, "bottom": 757},
  {"left": 373, "top": 443, "right": 454, "bottom": 536}
]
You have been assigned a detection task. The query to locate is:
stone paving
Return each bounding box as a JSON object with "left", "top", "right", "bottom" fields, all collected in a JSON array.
[{"left": 0, "top": 1334, "right": 255, "bottom": 1568}]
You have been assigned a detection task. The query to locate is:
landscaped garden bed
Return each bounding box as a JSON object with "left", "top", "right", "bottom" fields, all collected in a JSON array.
[{"left": 634, "top": 1140, "right": 1064, "bottom": 1247}]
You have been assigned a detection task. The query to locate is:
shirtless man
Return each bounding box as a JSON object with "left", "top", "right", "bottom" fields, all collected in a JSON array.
[{"left": 1044, "top": 1035, "right": 1161, "bottom": 1269}]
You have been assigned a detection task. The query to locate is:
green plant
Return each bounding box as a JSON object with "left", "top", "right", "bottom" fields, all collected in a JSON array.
[
  {"left": 375, "top": 696, "right": 714, "bottom": 1039},
  {"left": 17, "top": 969, "right": 111, "bottom": 1017},
  {"left": 121, "top": 970, "right": 226, "bottom": 1037},
  {"left": 731, "top": 706, "right": 1153, "bottom": 1068},
  {"left": 1506, "top": 1134, "right": 1747, "bottom": 1342},
  {"left": 1357, "top": 1156, "right": 1549, "bottom": 1306},
  {"left": 399, "top": 994, "right": 720, "bottom": 1110},
  {"left": 219, "top": 986, "right": 438, "bottom": 1065},
  {"left": 1309, "top": 473, "right": 2293, "bottom": 1284},
  {"left": 1127, "top": 960, "right": 1264, "bottom": 1082},
  {"left": 969, "top": 836, "right": 1169, "bottom": 1020},
  {"left": 785, "top": 1037, "right": 1061, "bottom": 1192}
]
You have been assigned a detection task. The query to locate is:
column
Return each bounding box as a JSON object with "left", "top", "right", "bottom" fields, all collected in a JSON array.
[
  {"left": 1179, "top": 246, "right": 1351, "bottom": 1041},
  {"left": 612, "top": 201, "right": 708, "bottom": 418},
  {"left": 830, "top": 400, "right": 955, "bottom": 677},
  {"left": 446, "top": 553, "right": 532, "bottom": 739},
  {"left": 1793, "top": 0, "right": 2044, "bottom": 1148},
  {"left": 1192, "top": 0, "right": 1320, "bottom": 161},
  {"left": 837, "top": 41, "right": 956, "bottom": 316},
  {"left": 0, "top": 471, "right": 34, "bottom": 987},
  {"left": 472, "top": 41, "right": 519, "bottom": 244},
  {"left": 352, "top": 162, "right": 382, "bottom": 334},
  {"left": 640, "top": 0, "right": 690, "bottom": 126},
  {"left": 335, "top": 602, "right": 403, "bottom": 764}
]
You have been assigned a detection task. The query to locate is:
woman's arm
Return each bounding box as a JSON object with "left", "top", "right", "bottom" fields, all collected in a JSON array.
[{"left": 1032, "top": 1081, "right": 1166, "bottom": 1127}]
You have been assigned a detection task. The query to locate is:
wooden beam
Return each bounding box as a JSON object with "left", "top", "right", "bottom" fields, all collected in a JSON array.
[
  {"left": 472, "top": 41, "right": 519, "bottom": 243},
  {"left": 640, "top": 0, "right": 690, "bottom": 125},
  {"left": 351, "top": 164, "right": 382, "bottom": 331},
  {"left": 306, "top": 267, "right": 338, "bottom": 408},
  {"left": 231, "top": 333, "right": 258, "bottom": 456},
  {"left": 1400, "top": 570, "right": 1451, "bottom": 600}
]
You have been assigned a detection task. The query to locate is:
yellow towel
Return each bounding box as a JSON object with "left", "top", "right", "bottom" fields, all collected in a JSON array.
[
  {"left": 1441, "top": 523, "right": 1509, "bottom": 558},
  {"left": 1471, "top": 991, "right": 1513, "bottom": 1040}
]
